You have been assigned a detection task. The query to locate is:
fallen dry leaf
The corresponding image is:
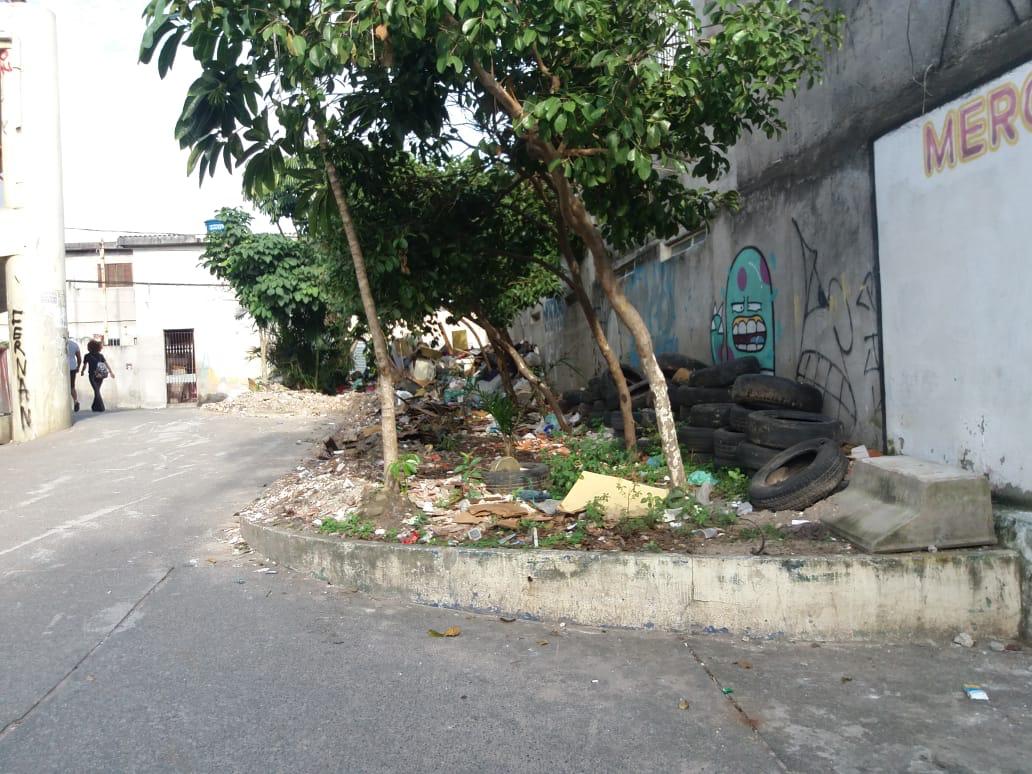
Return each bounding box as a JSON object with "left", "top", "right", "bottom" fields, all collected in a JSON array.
[
  {"left": 734, "top": 659, "right": 753, "bottom": 670},
  {"left": 443, "top": 626, "right": 462, "bottom": 637},
  {"left": 678, "top": 698, "right": 690, "bottom": 710}
]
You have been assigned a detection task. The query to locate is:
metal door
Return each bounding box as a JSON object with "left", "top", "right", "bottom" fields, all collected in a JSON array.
[{"left": 163, "top": 329, "right": 197, "bottom": 404}]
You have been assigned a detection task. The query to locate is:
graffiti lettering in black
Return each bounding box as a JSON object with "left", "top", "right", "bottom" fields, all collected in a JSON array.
[{"left": 11, "top": 309, "right": 32, "bottom": 430}]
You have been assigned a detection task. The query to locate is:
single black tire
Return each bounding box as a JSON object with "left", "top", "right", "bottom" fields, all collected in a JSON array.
[
  {"left": 677, "top": 424, "right": 715, "bottom": 453},
  {"left": 737, "top": 440, "right": 780, "bottom": 471},
  {"left": 713, "top": 453, "right": 739, "bottom": 470},
  {"left": 669, "top": 386, "right": 733, "bottom": 410},
  {"left": 748, "top": 438, "right": 848, "bottom": 512},
  {"left": 610, "top": 411, "right": 624, "bottom": 432},
  {"left": 713, "top": 428, "right": 746, "bottom": 458},
  {"left": 688, "top": 402, "right": 735, "bottom": 429},
  {"left": 747, "top": 409, "right": 843, "bottom": 450},
  {"left": 561, "top": 389, "right": 588, "bottom": 410},
  {"left": 732, "top": 374, "right": 823, "bottom": 413},
  {"left": 729, "top": 404, "right": 754, "bottom": 433},
  {"left": 689, "top": 356, "right": 761, "bottom": 388},
  {"left": 483, "top": 462, "right": 551, "bottom": 494},
  {"left": 656, "top": 353, "right": 709, "bottom": 377}
]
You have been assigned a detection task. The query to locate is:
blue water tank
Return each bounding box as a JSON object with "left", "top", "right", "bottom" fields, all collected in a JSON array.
[{"left": 204, "top": 219, "right": 225, "bottom": 233}]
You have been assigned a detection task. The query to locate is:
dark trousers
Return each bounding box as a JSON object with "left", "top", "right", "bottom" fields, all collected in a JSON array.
[{"left": 90, "top": 374, "right": 106, "bottom": 412}]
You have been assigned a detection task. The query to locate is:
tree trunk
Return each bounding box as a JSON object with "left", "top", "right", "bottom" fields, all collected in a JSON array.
[
  {"left": 554, "top": 218, "right": 637, "bottom": 452},
  {"left": 554, "top": 180, "right": 684, "bottom": 486},
  {"left": 482, "top": 318, "right": 571, "bottom": 432},
  {"left": 316, "top": 125, "right": 399, "bottom": 482},
  {"left": 482, "top": 324, "right": 519, "bottom": 406},
  {"left": 469, "top": 62, "right": 685, "bottom": 486}
]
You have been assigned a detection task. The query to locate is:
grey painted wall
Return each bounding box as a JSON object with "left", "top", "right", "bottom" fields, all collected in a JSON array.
[{"left": 511, "top": 0, "right": 1032, "bottom": 449}]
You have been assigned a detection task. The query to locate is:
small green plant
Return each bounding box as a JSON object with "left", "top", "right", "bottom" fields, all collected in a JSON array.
[
  {"left": 477, "top": 390, "right": 521, "bottom": 456},
  {"left": 437, "top": 433, "right": 460, "bottom": 452},
  {"left": 614, "top": 507, "right": 661, "bottom": 537},
  {"left": 387, "top": 452, "right": 421, "bottom": 491},
  {"left": 319, "top": 514, "right": 376, "bottom": 539},
  {"left": 435, "top": 488, "right": 464, "bottom": 509},
  {"left": 716, "top": 468, "right": 750, "bottom": 501},
  {"left": 642, "top": 540, "right": 663, "bottom": 553},
  {"left": 455, "top": 453, "right": 484, "bottom": 484},
  {"left": 584, "top": 495, "right": 608, "bottom": 528}
]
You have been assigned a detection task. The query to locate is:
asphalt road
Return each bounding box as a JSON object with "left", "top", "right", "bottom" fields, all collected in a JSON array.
[{"left": 1, "top": 409, "right": 1028, "bottom": 773}]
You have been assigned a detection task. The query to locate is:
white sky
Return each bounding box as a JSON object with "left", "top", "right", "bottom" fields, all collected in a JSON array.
[{"left": 32, "top": 0, "right": 271, "bottom": 240}]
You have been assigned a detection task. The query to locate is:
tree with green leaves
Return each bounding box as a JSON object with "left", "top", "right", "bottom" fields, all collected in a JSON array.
[
  {"left": 140, "top": 0, "right": 455, "bottom": 481},
  {"left": 142, "top": 0, "right": 840, "bottom": 488},
  {"left": 202, "top": 208, "right": 350, "bottom": 390}
]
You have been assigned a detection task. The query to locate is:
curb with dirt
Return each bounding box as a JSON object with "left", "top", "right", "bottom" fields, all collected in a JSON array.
[{"left": 241, "top": 519, "right": 1021, "bottom": 641}]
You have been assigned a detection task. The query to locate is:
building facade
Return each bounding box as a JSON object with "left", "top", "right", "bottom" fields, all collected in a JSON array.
[
  {"left": 62, "top": 235, "right": 262, "bottom": 410},
  {"left": 513, "top": 0, "right": 1032, "bottom": 502}
]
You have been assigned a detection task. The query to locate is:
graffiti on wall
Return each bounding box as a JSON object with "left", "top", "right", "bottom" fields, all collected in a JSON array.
[
  {"left": 793, "top": 219, "right": 882, "bottom": 439},
  {"left": 620, "top": 255, "right": 679, "bottom": 367},
  {"left": 710, "top": 247, "right": 775, "bottom": 373},
  {"left": 11, "top": 309, "right": 32, "bottom": 430}
]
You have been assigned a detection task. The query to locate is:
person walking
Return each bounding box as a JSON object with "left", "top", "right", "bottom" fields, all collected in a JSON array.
[
  {"left": 81, "top": 339, "right": 114, "bottom": 412},
  {"left": 67, "top": 337, "right": 82, "bottom": 412}
]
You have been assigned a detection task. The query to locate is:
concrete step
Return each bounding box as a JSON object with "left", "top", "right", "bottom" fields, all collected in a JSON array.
[{"left": 817, "top": 456, "right": 995, "bottom": 553}]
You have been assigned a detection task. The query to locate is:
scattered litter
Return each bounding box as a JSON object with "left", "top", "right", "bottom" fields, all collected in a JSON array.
[
  {"left": 591, "top": 680, "right": 599, "bottom": 684},
  {"left": 254, "top": 567, "right": 277, "bottom": 574},
  {"left": 850, "top": 445, "right": 870, "bottom": 460},
  {"left": 841, "top": 676, "right": 853, "bottom": 684},
  {"left": 374, "top": 528, "right": 387, "bottom": 536},
  {"left": 963, "top": 684, "right": 989, "bottom": 701},
  {"left": 677, "top": 698, "right": 690, "bottom": 711},
  {"left": 538, "top": 640, "right": 549, "bottom": 646},
  {"left": 696, "top": 482, "right": 713, "bottom": 505},
  {"left": 1005, "top": 643, "right": 1022, "bottom": 652},
  {"left": 953, "top": 632, "right": 975, "bottom": 648},
  {"left": 734, "top": 660, "right": 753, "bottom": 670},
  {"left": 989, "top": 640, "right": 1006, "bottom": 653},
  {"left": 467, "top": 527, "right": 483, "bottom": 541},
  {"left": 722, "top": 687, "right": 734, "bottom": 695},
  {"left": 427, "top": 626, "right": 462, "bottom": 638},
  {"left": 499, "top": 616, "right": 516, "bottom": 623},
  {"left": 790, "top": 519, "right": 810, "bottom": 526},
  {"left": 687, "top": 470, "right": 719, "bottom": 486},
  {"left": 927, "top": 545, "right": 938, "bottom": 553},
  {"left": 468, "top": 502, "right": 529, "bottom": 519},
  {"left": 736, "top": 501, "right": 754, "bottom": 516},
  {"left": 535, "top": 499, "right": 560, "bottom": 516},
  {"left": 703, "top": 626, "right": 731, "bottom": 634},
  {"left": 691, "top": 528, "right": 721, "bottom": 539},
  {"left": 532, "top": 527, "right": 539, "bottom": 548}
]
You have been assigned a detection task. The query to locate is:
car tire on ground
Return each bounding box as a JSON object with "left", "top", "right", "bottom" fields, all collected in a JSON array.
[
  {"left": 670, "top": 386, "right": 734, "bottom": 410},
  {"left": 746, "top": 409, "right": 843, "bottom": 450},
  {"left": 688, "top": 356, "right": 761, "bottom": 388},
  {"left": 483, "top": 462, "right": 551, "bottom": 494},
  {"left": 713, "top": 428, "right": 746, "bottom": 459},
  {"left": 729, "top": 404, "right": 754, "bottom": 433},
  {"left": 736, "top": 440, "right": 780, "bottom": 471},
  {"left": 731, "top": 374, "right": 823, "bottom": 413},
  {"left": 656, "top": 353, "right": 709, "bottom": 378},
  {"left": 748, "top": 438, "right": 848, "bottom": 512},
  {"left": 676, "top": 425, "right": 715, "bottom": 453},
  {"left": 688, "top": 402, "right": 736, "bottom": 428}
]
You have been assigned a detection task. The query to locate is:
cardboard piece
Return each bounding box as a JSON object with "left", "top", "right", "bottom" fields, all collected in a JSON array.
[
  {"left": 559, "top": 472, "right": 668, "bottom": 524},
  {"left": 468, "top": 502, "right": 528, "bottom": 518}
]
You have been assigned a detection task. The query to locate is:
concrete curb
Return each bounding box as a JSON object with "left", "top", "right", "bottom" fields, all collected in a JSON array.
[{"left": 241, "top": 520, "right": 1022, "bottom": 641}]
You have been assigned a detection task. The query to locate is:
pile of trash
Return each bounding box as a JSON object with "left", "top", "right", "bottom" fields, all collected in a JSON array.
[{"left": 204, "top": 381, "right": 373, "bottom": 419}]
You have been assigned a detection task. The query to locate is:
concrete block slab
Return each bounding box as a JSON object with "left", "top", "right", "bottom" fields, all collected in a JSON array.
[{"left": 817, "top": 456, "right": 995, "bottom": 553}]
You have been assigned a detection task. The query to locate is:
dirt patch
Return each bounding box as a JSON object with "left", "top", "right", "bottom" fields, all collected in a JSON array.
[
  {"left": 204, "top": 384, "right": 375, "bottom": 418},
  {"left": 237, "top": 389, "right": 853, "bottom": 558}
]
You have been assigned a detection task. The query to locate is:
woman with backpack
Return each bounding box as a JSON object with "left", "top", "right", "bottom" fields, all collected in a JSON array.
[{"left": 81, "top": 339, "right": 114, "bottom": 412}]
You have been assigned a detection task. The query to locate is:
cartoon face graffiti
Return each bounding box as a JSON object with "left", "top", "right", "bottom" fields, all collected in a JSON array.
[{"left": 710, "top": 247, "right": 775, "bottom": 373}]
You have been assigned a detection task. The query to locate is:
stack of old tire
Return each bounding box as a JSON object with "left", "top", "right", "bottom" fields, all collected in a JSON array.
[
  {"left": 670, "top": 356, "right": 760, "bottom": 460},
  {"left": 559, "top": 363, "right": 653, "bottom": 428},
  {"left": 731, "top": 372, "right": 848, "bottom": 512}
]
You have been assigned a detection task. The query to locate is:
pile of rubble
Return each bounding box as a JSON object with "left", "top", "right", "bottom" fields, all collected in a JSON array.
[{"left": 204, "top": 382, "right": 374, "bottom": 419}]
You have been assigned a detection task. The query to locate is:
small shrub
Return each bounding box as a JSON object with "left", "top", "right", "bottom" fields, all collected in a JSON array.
[{"left": 319, "top": 514, "right": 376, "bottom": 539}]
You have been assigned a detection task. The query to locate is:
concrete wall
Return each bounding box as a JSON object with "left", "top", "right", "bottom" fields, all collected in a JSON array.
[
  {"left": 64, "top": 243, "right": 261, "bottom": 409},
  {"left": 513, "top": 0, "right": 1032, "bottom": 455},
  {"left": 876, "top": 59, "right": 1032, "bottom": 497}
]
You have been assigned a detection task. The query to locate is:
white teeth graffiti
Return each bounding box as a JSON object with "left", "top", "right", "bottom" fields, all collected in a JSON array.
[{"left": 732, "top": 315, "right": 767, "bottom": 353}]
